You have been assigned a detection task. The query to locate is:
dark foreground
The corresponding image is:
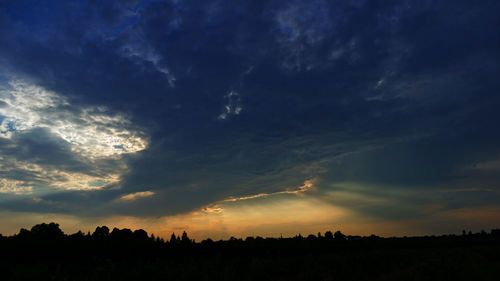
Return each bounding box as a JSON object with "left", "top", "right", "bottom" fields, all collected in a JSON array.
[{"left": 1, "top": 223, "right": 499, "bottom": 281}]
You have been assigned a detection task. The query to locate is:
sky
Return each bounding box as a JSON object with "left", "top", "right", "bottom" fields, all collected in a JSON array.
[{"left": 0, "top": 0, "right": 500, "bottom": 240}]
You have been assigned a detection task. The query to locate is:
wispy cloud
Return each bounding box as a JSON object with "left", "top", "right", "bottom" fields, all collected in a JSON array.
[
  {"left": 221, "top": 180, "right": 314, "bottom": 203},
  {"left": 218, "top": 91, "right": 242, "bottom": 120},
  {"left": 202, "top": 180, "right": 315, "bottom": 214},
  {"left": 120, "top": 43, "right": 177, "bottom": 88},
  {"left": 274, "top": 0, "right": 334, "bottom": 71},
  {"left": 119, "top": 191, "right": 155, "bottom": 201}
]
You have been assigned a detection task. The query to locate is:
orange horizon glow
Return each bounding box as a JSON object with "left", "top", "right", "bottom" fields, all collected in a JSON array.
[{"left": 1, "top": 186, "right": 499, "bottom": 241}]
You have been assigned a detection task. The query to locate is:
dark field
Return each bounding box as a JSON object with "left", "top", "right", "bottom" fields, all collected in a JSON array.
[{"left": 1, "top": 223, "right": 499, "bottom": 281}]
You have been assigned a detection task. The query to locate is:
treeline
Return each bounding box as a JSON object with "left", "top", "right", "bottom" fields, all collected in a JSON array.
[
  {"left": 1, "top": 223, "right": 499, "bottom": 281},
  {"left": 2, "top": 222, "right": 500, "bottom": 245}
]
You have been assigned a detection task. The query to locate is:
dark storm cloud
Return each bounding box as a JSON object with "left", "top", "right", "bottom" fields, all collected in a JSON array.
[{"left": 1, "top": 0, "right": 500, "bottom": 219}]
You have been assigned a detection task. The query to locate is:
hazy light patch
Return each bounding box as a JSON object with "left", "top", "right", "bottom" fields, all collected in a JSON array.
[
  {"left": 0, "top": 80, "right": 148, "bottom": 159},
  {"left": 191, "top": 197, "right": 348, "bottom": 239},
  {"left": 119, "top": 191, "right": 155, "bottom": 201},
  {"left": 161, "top": 199, "right": 500, "bottom": 240},
  {"left": 94, "top": 195, "right": 351, "bottom": 241},
  {"left": 318, "top": 181, "right": 426, "bottom": 214}
]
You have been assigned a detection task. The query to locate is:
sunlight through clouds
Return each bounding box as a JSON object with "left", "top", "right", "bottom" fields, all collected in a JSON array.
[
  {"left": 0, "top": 80, "right": 148, "bottom": 158},
  {"left": 0, "top": 79, "right": 148, "bottom": 193}
]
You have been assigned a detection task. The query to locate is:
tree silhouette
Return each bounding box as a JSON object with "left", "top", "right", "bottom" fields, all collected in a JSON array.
[
  {"left": 181, "top": 231, "right": 191, "bottom": 245},
  {"left": 92, "top": 226, "right": 110, "bottom": 239},
  {"left": 30, "top": 222, "right": 64, "bottom": 239},
  {"left": 170, "top": 233, "right": 177, "bottom": 244},
  {"left": 133, "top": 229, "right": 149, "bottom": 241},
  {"left": 110, "top": 227, "right": 133, "bottom": 241},
  {"left": 17, "top": 228, "right": 31, "bottom": 239},
  {"left": 70, "top": 230, "right": 85, "bottom": 240},
  {"left": 0, "top": 222, "right": 499, "bottom": 281},
  {"left": 334, "top": 230, "right": 346, "bottom": 241}
]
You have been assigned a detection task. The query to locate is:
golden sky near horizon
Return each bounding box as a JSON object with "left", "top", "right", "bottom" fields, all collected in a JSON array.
[{"left": 1, "top": 182, "right": 499, "bottom": 240}]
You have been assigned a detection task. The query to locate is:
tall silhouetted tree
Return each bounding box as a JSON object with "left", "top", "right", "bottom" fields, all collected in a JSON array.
[
  {"left": 170, "top": 233, "right": 177, "bottom": 244},
  {"left": 181, "top": 231, "right": 191, "bottom": 245},
  {"left": 324, "top": 231, "right": 333, "bottom": 240}
]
